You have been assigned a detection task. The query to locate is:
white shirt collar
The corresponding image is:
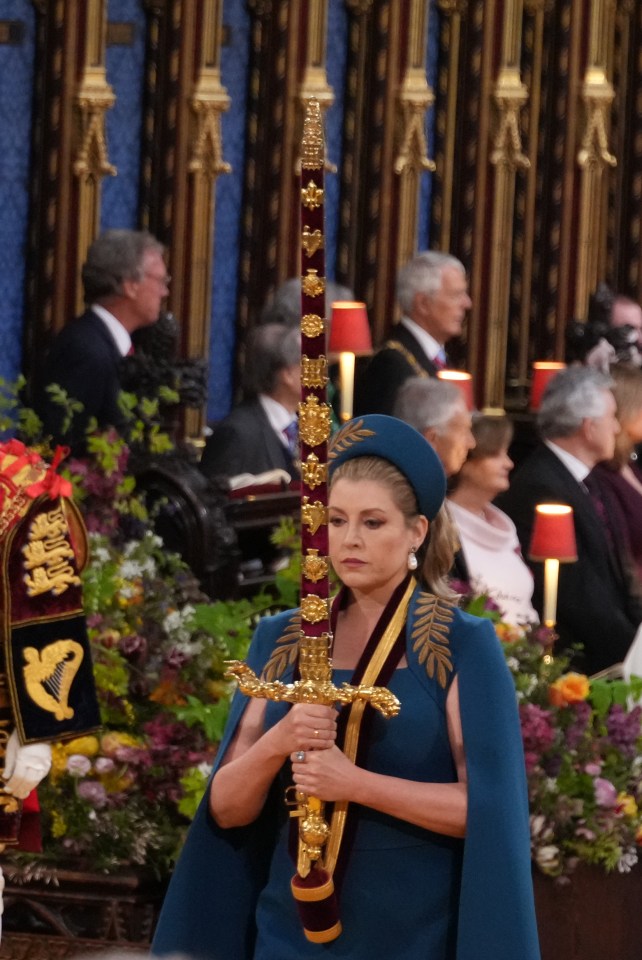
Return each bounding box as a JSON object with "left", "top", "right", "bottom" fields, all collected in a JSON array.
[
  {"left": 399, "top": 316, "right": 443, "bottom": 363},
  {"left": 544, "top": 439, "right": 591, "bottom": 483},
  {"left": 259, "top": 394, "right": 294, "bottom": 446},
  {"left": 91, "top": 304, "right": 132, "bottom": 357}
]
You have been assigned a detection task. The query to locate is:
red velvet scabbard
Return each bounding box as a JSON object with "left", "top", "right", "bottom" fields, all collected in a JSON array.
[{"left": 291, "top": 865, "right": 342, "bottom": 943}]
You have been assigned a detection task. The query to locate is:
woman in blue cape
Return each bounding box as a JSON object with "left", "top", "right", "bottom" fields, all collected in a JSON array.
[{"left": 152, "top": 415, "right": 540, "bottom": 960}]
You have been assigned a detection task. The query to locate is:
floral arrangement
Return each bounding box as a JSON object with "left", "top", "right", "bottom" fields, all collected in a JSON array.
[
  {"left": 0, "top": 387, "right": 289, "bottom": 879},
  {"left": 457, "top": 584, "right": 642, "bottom": 880}
]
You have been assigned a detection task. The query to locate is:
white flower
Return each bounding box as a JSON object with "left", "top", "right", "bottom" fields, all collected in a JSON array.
[
  {"left": 535, "top": 844, "right": 560, "bottom": 872},
  {"left": 506, "top": 657, "right": 520, "bottom": 672},
  {"left": 66, "top": 754, "right": 92, "bottom": 777},
  {"left": 617, "top": 848, "right": 638, "bottom": 873},
  {"left": 120, "top": 560, "right": 144, "bottom": 580}
]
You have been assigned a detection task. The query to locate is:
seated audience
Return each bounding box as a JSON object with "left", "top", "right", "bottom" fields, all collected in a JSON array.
[
  {"left": 394, "top": 376, "right": 475, "bottom": 477},
  {"left": 588, "top": 364, "right": 642, "bottom": 585},
  {"left": 200, "top": 324, "right": 300, "bottom": 483},
  {"left": 355, "top": 251, "right": 472, "bottom": 416},
  {"left": 496, "top": 366, "right": 642, "bottom": 674},
  {"left": 448, "top": 413, "right": 538, "bottom": 626}
]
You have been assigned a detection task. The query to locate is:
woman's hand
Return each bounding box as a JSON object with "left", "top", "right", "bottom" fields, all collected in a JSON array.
[
  {"left": 273, "top": 702, "right": 337, "bottom": 756},
  {"left": 291, "top": 745, "right": 360, "bottom": 802}
]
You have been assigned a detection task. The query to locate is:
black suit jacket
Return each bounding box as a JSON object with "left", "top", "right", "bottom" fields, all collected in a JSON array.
[
  {"left": 496, "top": 443, "right": 642, "bottom": 674},
  {"left": 200, "top": 400, "right": 298, "bottom": 481},
  {"left": 36, "top": 309, "right": 127, "bottom": 450},
  {"left": 354, "top": 324, "right": 440, "bottom": 416}
]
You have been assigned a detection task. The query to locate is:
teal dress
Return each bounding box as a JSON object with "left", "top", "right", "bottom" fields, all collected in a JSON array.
[
  {"left": 254, "top": 668, "right": 462, "bottom": 959},
  {"left": 152, "top": 585, "right": 541, "bottom": 960}
]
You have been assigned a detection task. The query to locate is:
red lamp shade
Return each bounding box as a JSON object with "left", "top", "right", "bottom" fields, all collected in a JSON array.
[
  {"left": 528, "top": 504, "right": 578, "bottom": 562},
  {"left": 437, "top": 370, "right": 475, "bottom": 411},
  {"left": 529, "top": 361, "right": 567, "bottom": 411},
  {"left": 328, "top": 302, "right": 372, "bottom": 356}
]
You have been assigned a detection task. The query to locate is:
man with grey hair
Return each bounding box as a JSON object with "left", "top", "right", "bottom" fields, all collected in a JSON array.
[
  {"left": 355, "top": 250, "right": 471, "bottom": 415},
  {"left": 394, "top": 377, "right": 475, "bottom": 477},
  {"left": 200, "top": 323, "right": 301, "bottom": 482},
  {"left": 497, "top": 366, "right": 642, "bottom": 674},
  {"left": 37, "top": 229, "right": 168, "bottom": 449}
]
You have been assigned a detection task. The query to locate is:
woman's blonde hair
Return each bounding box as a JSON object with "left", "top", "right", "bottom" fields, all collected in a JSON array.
[
  {"left": 609, "top": 364, "right": 642, "bottom": 467},
  {"left": 330, "top": 456, "right": 455, "bottom": 599}
]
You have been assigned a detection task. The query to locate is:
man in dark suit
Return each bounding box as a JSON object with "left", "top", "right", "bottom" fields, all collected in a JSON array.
[
  {"left": 200, "top": 324, "right": 301, "bottom": 483},
  {"left": 497, "top": 366, "right": 642, "bottom": 675},
  {"left": 36, "top": 229, "right": 168, "bottom": 451},
  {"left": 354, "top": 250, "right": 472, "bottom": 416}
]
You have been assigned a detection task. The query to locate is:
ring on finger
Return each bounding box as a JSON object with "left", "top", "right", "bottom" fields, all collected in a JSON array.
[
  {"left": 314, "top": 729, "right": 319, "bottom": 738},
  {"left": 294, "top": 750, "right": 306, "bottom": 762}
]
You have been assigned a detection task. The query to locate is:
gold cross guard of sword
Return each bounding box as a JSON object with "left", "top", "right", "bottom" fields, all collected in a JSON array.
[{"left": 225, "top": 631, "right": 400, "bottom": 877}]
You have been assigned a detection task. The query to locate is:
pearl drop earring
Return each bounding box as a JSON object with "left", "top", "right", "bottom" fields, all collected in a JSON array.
[{"left": 407, "top": 547, "right": 418, "bottom": 571}]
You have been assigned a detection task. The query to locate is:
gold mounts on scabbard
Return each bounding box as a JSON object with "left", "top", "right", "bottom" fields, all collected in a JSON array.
[{"left": 301, "top": 97, "right": 324, "bottom": 170}]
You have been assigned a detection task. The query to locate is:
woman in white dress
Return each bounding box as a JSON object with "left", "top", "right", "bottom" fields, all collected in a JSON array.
[{"left": 448, "top": 414, "right": 538, "bottom": 627}]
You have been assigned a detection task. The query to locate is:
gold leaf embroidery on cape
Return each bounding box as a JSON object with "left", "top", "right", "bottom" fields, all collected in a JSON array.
[
  {"left": 328, "top": 420, "right": 375, "bottom": 460},
  {"left": 411, "top": 592, "right": 454, "bottom": 688},
  {"left": 261, "top": 613, "right": 301, "bottom": 682}
]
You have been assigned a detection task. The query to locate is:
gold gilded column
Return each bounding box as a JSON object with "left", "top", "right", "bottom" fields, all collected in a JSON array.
[
  {"left": 72, "top": 0, "right": 115, "bottom": 314},
  {"left": 393, "top": 0, "right": 435, "bottom": 265},
  {"left": 516, "top": 0, "right": 549, "bottom": 390},
  {"left": 184, "top": 0, "right": 231, "bottom": 437},
  {"left": 299, "top": 0, "right": 335, "bottom": 151},
  {"left": 575, "top": 0, "right": 616, "bottom": 320},
  {"left": 484, "top": 0, "right": 530, "bottom": 409},
  {"left": 435, "top": 0, "right": 466, "bottom": 251}
]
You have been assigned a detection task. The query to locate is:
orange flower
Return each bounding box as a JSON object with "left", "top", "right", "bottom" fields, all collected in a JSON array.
[
  {"left": 495, "top": 623, "right": 524, "bottom": 644},
  {"left": 149, "top": 678, "right": 188, "bottom": 706},
  {"left": 549, "top": 672, "right": 590, "bottom": 707}
]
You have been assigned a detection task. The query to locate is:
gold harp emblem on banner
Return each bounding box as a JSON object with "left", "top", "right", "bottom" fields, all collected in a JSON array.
[
  {"left": 301, "top": 181, "right": 324, "bottom": 210},
  {"left": 23, "top": 640, "right": 84, "bottom": 721},
  {"left": 302, "top": 226, "right": 324, "bottom": 257}
]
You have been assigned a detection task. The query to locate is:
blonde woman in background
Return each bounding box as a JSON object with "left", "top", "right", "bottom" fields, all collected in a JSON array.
[{"left": 448, "top": 413, "right": 538, "bottom": 627}]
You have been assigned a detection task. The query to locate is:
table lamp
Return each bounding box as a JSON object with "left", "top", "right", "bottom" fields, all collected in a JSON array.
[
  {"left": 436, "top": 370, "right": 475, "bottom": 411},
  {"left": 328, "top": 301, "right": 372, "bottom": 422},
  {"left": 528, "top": 504, "right": 578, "bottom": 639},
  {"left": 529, "top": 361, "right": 567, "bottom": 411}
]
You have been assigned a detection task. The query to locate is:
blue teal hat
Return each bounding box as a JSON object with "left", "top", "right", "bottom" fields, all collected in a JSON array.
[{"left": 328, "top": 414, "right": 446, "bottom": 520}]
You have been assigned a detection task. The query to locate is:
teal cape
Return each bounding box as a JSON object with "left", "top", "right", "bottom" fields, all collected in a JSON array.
[{"left": 152, "top": 587, "right": 540, "bottom": 960}]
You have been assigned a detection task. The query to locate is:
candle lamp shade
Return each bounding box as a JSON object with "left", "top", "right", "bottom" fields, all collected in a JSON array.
[
  {"left": 528, "top": 504, "right": 578, "bottom": 562},
  {"left": 529, "top": 361, "right": 567, "bottom": 411},
  {"left": 328, "top": 302, "right": 372, "bottom": 356},
  {"left": 436, "top": 370, "right": 475, "bottom": 411}
]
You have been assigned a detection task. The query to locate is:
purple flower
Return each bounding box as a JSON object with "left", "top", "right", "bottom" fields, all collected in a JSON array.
[
  {"left": 77, "top": 780, "right": 108, "bottom": 809},
  {"left": 594, "top": 777, "right": 618, "bottom": 808},
  {"left": 94, "top": 757, "right": 115, "bottom": 774},
  {"left": 584, "top": 762, "right": 602, "bottom": 776},
  {"left": 605, "top": 704, "right": 642, "bottom": 759},
  {"left": 564, "top": 700, "right": 592, "bottom": 750},
  {"left": 520, "top": 703, "right": 556, "bottom": 753}
]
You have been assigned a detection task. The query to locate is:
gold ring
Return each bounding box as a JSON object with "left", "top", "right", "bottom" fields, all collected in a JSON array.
[{"left": 314, "top": 729, "right": 319, "bottom": 738}]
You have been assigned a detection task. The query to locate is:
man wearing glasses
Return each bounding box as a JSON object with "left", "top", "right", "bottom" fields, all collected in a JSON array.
[{"left": 36, "top": 229, "right": 169, "bottom": 451}]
